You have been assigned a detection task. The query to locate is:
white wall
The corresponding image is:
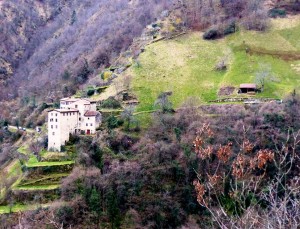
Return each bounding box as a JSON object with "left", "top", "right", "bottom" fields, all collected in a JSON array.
[
  {"left": 49, "top": 98, "right": 100, "bottom": 150},
  {"left": 48, "top": 110, "right": 79, "bottom": 152},
  {"left": 82, "top": 116, "right": 96, "bottom": 134},
  {"left": 48, "top": 110, "right": 61, "bottom": 151}
]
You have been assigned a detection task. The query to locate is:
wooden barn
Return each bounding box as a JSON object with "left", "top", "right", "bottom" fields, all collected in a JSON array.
[{"left": 239, "top": 84, "right": 257, "bottom": 94}]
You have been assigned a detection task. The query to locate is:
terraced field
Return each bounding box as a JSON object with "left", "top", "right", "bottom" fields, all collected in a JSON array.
[
  {"left": 0, "top": 203, "right": 52, "bottom": 214},
  {"left": 0, "top": 146, "right": 75, "bottom": 214},
  {"left": 26, "top": 160, "right": 74, "bottom": 168}
]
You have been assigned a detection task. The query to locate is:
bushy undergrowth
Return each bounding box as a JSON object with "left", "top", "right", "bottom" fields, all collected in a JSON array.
[{"left": 7, "top": 94, "right": 299, "bottom": 228}]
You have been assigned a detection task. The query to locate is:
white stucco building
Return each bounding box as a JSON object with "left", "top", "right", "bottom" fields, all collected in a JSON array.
[{"left": 48, "top": 98, "right": 101, "bottom": 151}]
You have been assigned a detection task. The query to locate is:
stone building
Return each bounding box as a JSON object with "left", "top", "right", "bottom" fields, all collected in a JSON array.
[{"left": 48, "top": 98, "right": 101, "bottom": 151}]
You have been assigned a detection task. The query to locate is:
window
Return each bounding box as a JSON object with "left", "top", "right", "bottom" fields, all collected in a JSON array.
[
  {"left": 79, "top": 118, "right": 81, "bottom": 121},
  {"left": 63, "top": 113, "right": 65, "bottom": 116},
  {"left": 55, "top": 113, "right": 58, "bottom": 116},
  {"left": 56, "top": 125, "right": 58, "bottom": 129},
  {"left": 51, "top": 113, "right": 53, "bottom": 116},
  {"left": 88, "top": 118, "right": 90, "bottom": 120},
  {"left": 52, "top": 132, "right": 55, "bottom": 135},
  {"left": 86, "top": 123, "right": 88, "bottom": 126},
  {"left": 90, "top": 123, "right": 93, "bottom": 126},
  {"left": 51, "top": 125, "right": 53, "bottom": 129},
  {"left": 75, "top": 105, "right": 78, "bottom": 108},
  {"left": 55, "top": 119, "right": 58, "bottom": 122}
]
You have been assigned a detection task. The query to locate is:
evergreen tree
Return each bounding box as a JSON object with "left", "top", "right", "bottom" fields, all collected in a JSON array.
[
  {"left": 89, "top": 187, "right": 102, "bottom": 225},
  {"left": 91, "top": 143, "right": 103, "bottom": 170},
  {"left": 107, "top": 189, "right": 121, "bottom": 229}
]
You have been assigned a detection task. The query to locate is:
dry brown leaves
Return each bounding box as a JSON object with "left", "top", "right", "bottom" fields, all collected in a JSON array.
[
  {"left": 193, "top": 180, "right": 206, "bottom": 206},
  {"left": 217, "top": 142, "right": 233, "bottom": 163}
]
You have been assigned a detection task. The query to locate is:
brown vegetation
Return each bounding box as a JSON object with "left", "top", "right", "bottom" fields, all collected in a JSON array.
[{"left": 2, "top": 93, "right": 299, "bottom": 228}]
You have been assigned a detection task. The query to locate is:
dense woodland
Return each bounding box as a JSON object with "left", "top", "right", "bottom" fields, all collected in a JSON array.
[
  {"left": 0, "top": 94, "right": 299, "bottom": 228},
  {"left": 0, "top": 0, "right": 172, "bottom": 109},
  {"left": 1, "top": 0, "right": 300, "bottom": 228}
]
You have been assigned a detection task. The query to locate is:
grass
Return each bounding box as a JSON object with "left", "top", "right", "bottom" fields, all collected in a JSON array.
[
  {"left": 41, "top": 151, "right": 70, "bottom": 161},
  {"left": 17, "top": 145, "right": 30, "bottom": 155},
  {"left": 13, "top": 184, "right": 60, "bottom": 191},
  {"left": 6, "top": 160, "right": 22, "bottom": 177},
  {"left": 26, "top": 160, "right": 74, "bottom": 168},
  {"left": 1, "top": 160, "right": 23, "bottom": 200},
  {"left": 0, "top": 188, "right": 5, "bottom": 199},
  {"left": 0, "top": 203, "right": 52, "bottom": 214},
  {"left": 18, "top": 173, "right": 69, "bottom": 186},
  {"left": 132, "top": 32, "right": 227, "bottom": 112},
  {"left": 130, "top": 18, "right": 300, "bottom": 121},
  {"left": 279, "top": 24, "right": 300, "bottom": 51}
]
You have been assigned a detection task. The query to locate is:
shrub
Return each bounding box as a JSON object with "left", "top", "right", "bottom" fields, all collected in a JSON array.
[
  {"left": 61, "top": 145, "right": 66, "bottom": 152},
  {"left": 203, "top": 29, "right": 219, "bottom": 40},
  {"left": 106, "top": 115, "right": 119, "bottom": 129},
  {"left": 215, "top": 58, "right": 227, "bottom": 71},
  {"left": 100, "top": 97, "right": 122, "bottom": 109},
  {"left": 56, "top": 206, "right": 74, "bottom": 225},
  {"left": 224, "top": 22, "right": 236, "bottom": 35},
  {"left": 76, "top": 59, "right": 92, "bottom": 84},
  {"left": 268, "top": 8, "right": 286, "bottom": 18},
  {"left": 69, "top": 134, "right": 80, "bottom": 144},
  {"left": 38, "top": 103, "right": 49, "bottom": 112},
  {"left": 86, "top": 88, "right": 95, "bottom": 96},
  {"left": 101, "top": 71, "right": 112, "bottom": 81},
  {"left": 96, "top": 86, "right": 108, "bottom": 94}
]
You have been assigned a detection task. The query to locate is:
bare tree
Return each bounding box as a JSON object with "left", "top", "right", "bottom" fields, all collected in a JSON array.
[
  {"left": 29, "top": 140, "right": 43, "bottom": 161},
  {"left": 255, "top": 63, "right": 273, "bottom": 92},
  {"left": 154, "top": 92, "right": 173, "bottom": 113},
  {"left": 121, "top": 106, "right": 135, "bottom": 131}
]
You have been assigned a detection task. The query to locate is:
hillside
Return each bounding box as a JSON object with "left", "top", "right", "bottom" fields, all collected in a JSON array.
[
  {"left": 0, "top": 1, "right": 300, "bottom": 228},
  {"left": 86, "top": 14, "right": 297, "bottom": 131},
  {"left": 0, "top": 0, "right": 173, "bottom": 102},
  {"left": 129, "top": 15, "right": 300, "bottom": 111}
]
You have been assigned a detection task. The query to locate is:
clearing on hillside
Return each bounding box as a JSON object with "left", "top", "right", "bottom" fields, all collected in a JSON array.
[{"left": 129, "top": 16, "right": 300, "bottom": 115}]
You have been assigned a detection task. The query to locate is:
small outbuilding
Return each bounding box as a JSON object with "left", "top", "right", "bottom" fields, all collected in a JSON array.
[{"left": 239, "top": 84, "right": 257, "bottom": 94}]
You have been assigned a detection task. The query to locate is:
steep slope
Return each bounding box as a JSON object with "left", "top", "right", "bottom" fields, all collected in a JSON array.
[
  {"left": 0, "top": 0, "right": 173, "bottom": 102},
  {"left": 130, "top": 15, "right": 300, "bottom": 108}
]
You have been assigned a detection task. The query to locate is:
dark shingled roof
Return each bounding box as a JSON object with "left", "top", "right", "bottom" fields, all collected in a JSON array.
[
  {"left": 84, "top": 111, "right": 99, "bottom": 117},
  {"left": 240, "top": 83, "right": 257, "bottom": 89}
]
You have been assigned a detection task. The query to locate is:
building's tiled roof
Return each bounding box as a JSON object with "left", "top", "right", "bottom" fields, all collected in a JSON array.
[
  {"left": 60, "top": 97, "right": 79, "bottom": 102},
  {"left": 60, "top": 97, "right": 96, "bottom": 104},
  {"left": 240, "top": 84, "right": 257, "bottom": 89},
  {"left": 84, "top": 110, "right": 100, "bottom": 117},
  {"left": 48, "top": 109, "right": 79, "bottom": 113}
]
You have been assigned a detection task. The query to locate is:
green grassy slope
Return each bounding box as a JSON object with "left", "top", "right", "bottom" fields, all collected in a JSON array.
[
  {"left": 0, "top": 203, "right": 53, "bottom": 214},
  {"left": 26, "top": 160, "right": 74, "bottom": 168},
  {"left": 130, "top": 16, "right": 300, "bottom": 113},
  {"left": 132, "top": 32, "right": 227, "bottom": 111}
]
